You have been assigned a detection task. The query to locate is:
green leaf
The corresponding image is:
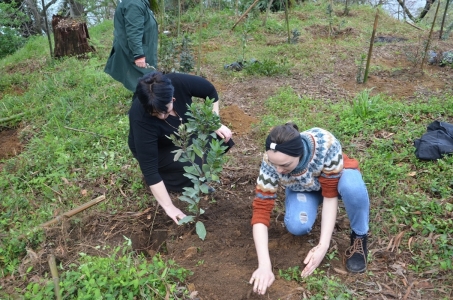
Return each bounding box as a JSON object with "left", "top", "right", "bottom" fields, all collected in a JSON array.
[
  {"left": 196, "top": 221, "right": 207, "bottom": 240},
  {"left": 183, "top": 165, "right": 198, "bottom": 175},
  {"left": 173, "top": 149, "right": 183, "bottom": 161},
  {"left": 200, "top": 184, "right": 209, "bottom": 194},
  {"left": 202, "top": 164, "right": 210, "bottom": 173},
  {"left": 193, "top": 145, "right": 203, "bottom": 158},
  {"left": 178, "top": 216, "right": 195, "bottom": 225},
  {"left": 183, "top": 173, "right": 199, "bottom": 181},
  {"left": 178, "top": 195, "right": 196, "bottom": 204}
]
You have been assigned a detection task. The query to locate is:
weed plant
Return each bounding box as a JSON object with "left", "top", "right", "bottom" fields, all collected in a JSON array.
[
  {"left": 279, "top": 267, "right": 352, "bottom": 299},
  {"left": 356, "top": 53, "right": 366, "bottom": 83},
  {"left": 351, "top": 89, "right": 379, "bottom": 119},
  {"left": 403, "top": 36, "right": 429, "bottom": 68},
  {"left": 22, "top": 238, "right": 192, "bottom": 299},
  {"left": 290, "top": 29, "right": 301, "bottom": 44},
  {"left": 243, "top": 57, "right": 291, "bottom": 76},
  {"left": 179, "top": 35, "right": 195, "bottom": 73}
]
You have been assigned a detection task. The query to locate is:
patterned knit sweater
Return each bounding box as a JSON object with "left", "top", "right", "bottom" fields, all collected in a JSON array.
[{"left": 251, "top": 128, "right": 359, "bottom": 227}]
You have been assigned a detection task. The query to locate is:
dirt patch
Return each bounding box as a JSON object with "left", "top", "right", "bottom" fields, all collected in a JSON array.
[
  {"left": 0, "top": 128, "right": 22, "bottom": 159},
  {"left": 220, "top": 104, "right": 259, "bottom": 135}
]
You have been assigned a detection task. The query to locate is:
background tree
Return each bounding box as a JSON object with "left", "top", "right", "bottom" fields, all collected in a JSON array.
[
  {"left": 395, "top": 0, "right": 442, "bottom": 22},
  {"left": 0, "top": 1, "right": 27, "bottom": 58}
]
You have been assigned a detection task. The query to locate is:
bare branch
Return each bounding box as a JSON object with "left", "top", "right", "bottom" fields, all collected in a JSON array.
[{"left": 395, "top": 0, "right": 416, "bottom": 21}]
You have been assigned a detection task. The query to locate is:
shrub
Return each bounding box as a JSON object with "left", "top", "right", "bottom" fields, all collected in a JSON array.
[
  {"left": 0, "top": 27, "right": 25, "bottom": 58},
  {"left": 23, "top": 238, "right": 192, "bottom": 299}
]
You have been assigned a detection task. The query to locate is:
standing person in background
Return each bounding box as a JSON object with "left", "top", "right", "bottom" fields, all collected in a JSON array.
[
  {"left": 104, "top": 0, "right": 158, "bottom": 92},
  {"left": 249, "top": 123, "right": 370, "bottom": 295},
  {"left": 128, "top": 71, "right": 234, "bottom": 224}
]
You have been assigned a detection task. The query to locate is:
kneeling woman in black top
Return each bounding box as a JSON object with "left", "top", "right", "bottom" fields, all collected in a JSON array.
[{"left": 128, "top": 72, "right": 234, "bottom": 224}]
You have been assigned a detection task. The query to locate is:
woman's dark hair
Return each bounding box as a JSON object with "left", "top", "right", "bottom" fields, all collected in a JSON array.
[
  {"left": 135, "top": 71, "right": 174, "bottom": 114},
  {"left": 268, "top": 122, "right": 300, "bottom": 144}
]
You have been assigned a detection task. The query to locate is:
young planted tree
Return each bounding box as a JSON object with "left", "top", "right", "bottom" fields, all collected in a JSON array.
[{"left": 167, "top": 99, "right": 228, "bottom": 240}]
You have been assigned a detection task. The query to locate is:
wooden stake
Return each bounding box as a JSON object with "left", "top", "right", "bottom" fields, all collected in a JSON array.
[
  {"left": 19, "top": 195, "right": 106, "bottom": 240},
  {"left": 285, "top": 0, "right": 290, "bottom": 44},
  {"left": 421, "top": 0, "right": 441, "bottom": 72},
  {"left": 48, "top": 255, "right": 62, "bottom": 300},
  {"left": 439, "top": 0, "right": 451, "bottom": 39},
  {"left": 363, "top": 9, "right": 379, "bottom": 84},
  {"left": 231, "top": 0, "right": 260, "bottom": 30},
  {"left": 262, "top": 0, "right": 275, "bottom": 26}
]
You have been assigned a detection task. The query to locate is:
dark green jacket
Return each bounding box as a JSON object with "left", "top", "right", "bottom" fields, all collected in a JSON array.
[{"left": 104, "top": 0, "right": 158, "bottom": 92}]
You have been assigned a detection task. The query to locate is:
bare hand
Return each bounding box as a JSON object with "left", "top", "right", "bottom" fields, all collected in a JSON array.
[
  {"left": 215, "top": 124, "right": 233, "bottom": 142},
  {"left": 249, "top": 267, "right": 275, "bottom": 295},
  {"left": 135, "top": 57, "right": 147, "bottom": 68},
  {"left": 301, "top": 245, "right": 328, "bottom": 278},
  {"left": 162, "top": 205, "right": 186, "bottom": 224}
]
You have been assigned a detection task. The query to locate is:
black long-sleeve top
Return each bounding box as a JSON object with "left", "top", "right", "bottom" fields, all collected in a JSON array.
[{"left": 128, "top": 73, "right": 219, "bottom": 186}]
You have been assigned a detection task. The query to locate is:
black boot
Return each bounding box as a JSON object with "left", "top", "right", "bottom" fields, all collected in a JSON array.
[{"left": 345, "top": 231, "right": 368, "bottom": 273}]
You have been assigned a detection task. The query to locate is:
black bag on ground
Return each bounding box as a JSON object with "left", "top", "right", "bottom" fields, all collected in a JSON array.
[{"left": 414, "top": 121, "right": 453, "bottom": 160}]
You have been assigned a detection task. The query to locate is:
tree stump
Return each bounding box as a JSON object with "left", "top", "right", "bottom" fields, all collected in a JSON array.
[{"left": 52, "top": 15, "right": 95, "bottom": 58}]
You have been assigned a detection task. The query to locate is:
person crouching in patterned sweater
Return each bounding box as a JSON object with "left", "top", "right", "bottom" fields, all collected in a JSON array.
[{"left": 249, "top": 122, "right": 370, "bottom": 296}]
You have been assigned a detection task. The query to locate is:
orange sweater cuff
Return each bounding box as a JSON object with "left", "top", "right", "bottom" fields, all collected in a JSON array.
[{"left": 251, "top": 198, "right": 275, "bottom": 227}]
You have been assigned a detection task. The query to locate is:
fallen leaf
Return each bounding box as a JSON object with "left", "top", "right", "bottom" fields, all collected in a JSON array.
[
  {"left": 333, "top": 267, "right": 348, "bottom": 275},
  {"left": 187, "top": 283, "right": 196, "bottom": 292},
  {"left": 416, "top": 281, "right": 433, "bottom": 289}
]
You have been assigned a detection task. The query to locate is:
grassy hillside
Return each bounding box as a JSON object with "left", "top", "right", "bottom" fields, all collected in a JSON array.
[{"left": 1, "top": 2, "right": 453, "bottom": 299}]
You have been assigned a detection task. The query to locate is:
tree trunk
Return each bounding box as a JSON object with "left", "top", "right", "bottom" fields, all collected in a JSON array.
[
  {"left": 68, "top": 0, "right": 85, "bottom": 18},
  {"left": 396, "top": 0, "right": 416, "bottom": 21},
  {"left": 24, "top": 0, "right": 42, "bottom": 35},
  {"left": 52, "top": 15, "right": 95, "bottom": 58},
  {"left": 419, "top": 0, "right": 436, "bottom": 20},
  {"left": 395, "top": 0, "right": 437, "bottom": 22}
]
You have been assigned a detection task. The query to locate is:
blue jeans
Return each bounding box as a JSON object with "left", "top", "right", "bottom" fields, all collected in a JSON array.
[{"left": 284, "top": 169, "right": 369, "bottom": 236}]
